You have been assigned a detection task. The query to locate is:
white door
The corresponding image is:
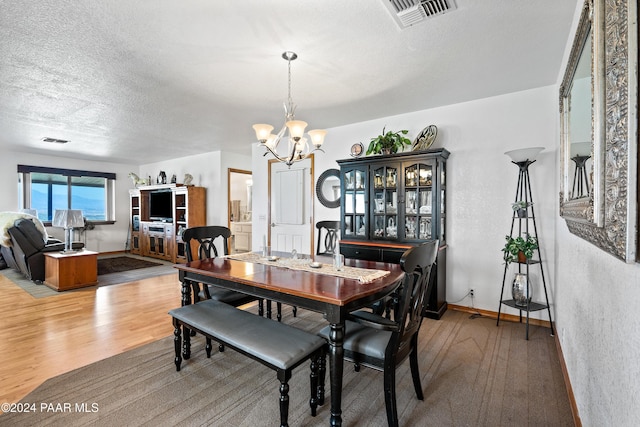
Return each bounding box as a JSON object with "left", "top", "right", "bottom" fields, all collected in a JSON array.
[{"left": 269, "top": 158, "right": 313, "bottom": 255}]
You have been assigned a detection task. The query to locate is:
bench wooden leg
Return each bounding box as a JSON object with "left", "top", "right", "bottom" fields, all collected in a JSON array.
[
  {"left": 182, "top": 324, "right": 191, "bottom": 360},
  {"left": 205, "top": 338, "right": 212, "bottom": 358},
  {"left": 173, "top": 321, "right": 183, "bottom": 371}
]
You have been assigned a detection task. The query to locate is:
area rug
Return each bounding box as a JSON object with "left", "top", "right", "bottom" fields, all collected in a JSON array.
[
  {"left": 0, "top": 255, "right": 176, "bottom": 298},
  {"left": 0, "top": 309, "right": 573, "bottom": 426},
  {"left": 97, "top": 256, "right": 162, "bottom": 275}
]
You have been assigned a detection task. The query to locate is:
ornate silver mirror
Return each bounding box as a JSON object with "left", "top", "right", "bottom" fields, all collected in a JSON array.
[
  {"left": 560, "top": 0, "right": 604, "bottom": 226},
  {"left": 559, "top": 0, "right": 637, "bottom": 262},
  {"left": 316, "top": 169, "right": 341, "bottom": 209}
]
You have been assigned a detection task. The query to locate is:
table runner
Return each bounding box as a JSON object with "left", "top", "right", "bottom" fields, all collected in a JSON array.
[{"left": 225, "top": 252, "right": 390, "bottom": 283}]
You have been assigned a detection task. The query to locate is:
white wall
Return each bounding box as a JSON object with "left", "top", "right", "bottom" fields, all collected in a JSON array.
[
  {"left": 253, "top": 85, "right": 559, "bottom": 321},
  {"left": 139, "top": 150, "right": 251, "bottom": 226},
  {"left": 551, "top": 1, "right": 640, "bottom": 424},
  {"left": 140, "top": 150, "right": 252, "bottom": 254},
  {"left": 0, "top": 151, "right": 133, "bottom": 253}
]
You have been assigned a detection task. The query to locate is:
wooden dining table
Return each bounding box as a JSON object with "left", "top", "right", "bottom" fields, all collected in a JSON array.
[{"left": 174, "top": 253, "right": 404, "bottom": 426}]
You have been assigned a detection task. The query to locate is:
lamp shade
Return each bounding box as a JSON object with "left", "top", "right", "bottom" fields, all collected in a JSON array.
[
  {"left": 252, "top": 124, "right": 274, "bottom": 142},
  {"left": 285, "top": 120, "right": 308, "bottom": 139},
  {"left": 504, "top": 147, "right": 544, "bottom": 163},
  {"left": 52, "top": 209, "right": 84, "bottom": 229},
  {"left": 307, "top": 129, "right": 327, "bottom": 147}
]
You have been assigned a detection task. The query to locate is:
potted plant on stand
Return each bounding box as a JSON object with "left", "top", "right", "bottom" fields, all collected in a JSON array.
[
  {"left": 502, "top": 233, "right": 538, "bottom": 264},
  {"left": 366, "top": 127, "right": 412, "bottom": 155},
  {"left": 511, "top": 201, "right": 533, "bottom": 218},
  {"left": 502, "top": 233, "right": 538, "bottom": 306}
]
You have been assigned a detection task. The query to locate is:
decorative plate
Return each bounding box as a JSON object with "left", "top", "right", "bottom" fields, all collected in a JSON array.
[
  {"left": 412, "top": 125, "right": 438, "bottom": 151},
  {"left": 350, "top": 142, "right": 364, "bottom": 157}
]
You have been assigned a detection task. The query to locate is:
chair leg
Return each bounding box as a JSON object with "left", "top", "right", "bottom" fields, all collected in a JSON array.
[
  {"left": 266, "top": 300, "right": 272, "bottom": 319},
  {"left": 173, "top": 321, "right": 182, "bottom": 371},
  {"left": 317, "top": 348, "right": 326, "bottom": 406},
  {"left": 276, "top": 302, "right": 282, "bottom": 322},
  {"left": 292, "top": 306, "right": 297, "bottom": 317},
  {"left": 383, "top": 365, "right": 399, "bottom": 427},
  {"left": 258, "top": 299, "right": 264, "bottom": 317},
  {"left": 409, "top": 337, "right": 424, "bottom": 400},
  {"left": 309, "top": 354, "right": 319, "bottom": 416}
]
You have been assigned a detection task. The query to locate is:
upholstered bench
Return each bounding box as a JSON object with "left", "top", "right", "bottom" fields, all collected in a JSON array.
[{"left": 169, "top": 300, "right": 327, "bottom": 427}]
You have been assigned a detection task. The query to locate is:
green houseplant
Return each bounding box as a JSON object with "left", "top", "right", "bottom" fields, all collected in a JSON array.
[
  {"left": 502, "top": 234, "right": 538, "bottom": 264},
  {"left": 511, "top": 200, "right": 533, "bottom": 218},
  {"left": 366, "top": 127, "right": 412, "bottom": 155}
]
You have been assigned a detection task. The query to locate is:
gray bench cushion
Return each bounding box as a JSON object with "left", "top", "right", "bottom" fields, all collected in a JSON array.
[{"left": 169, "top": 300, "right": 325, "bottom": 370}]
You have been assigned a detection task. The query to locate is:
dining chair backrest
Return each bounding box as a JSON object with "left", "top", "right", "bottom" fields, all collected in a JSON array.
[
  {"left": 316, "top": 220, "right": 340, "bottom": 255},
  {"left": 391, "top": 239, "right": 439, "bottom": 363},
  {"left": 182, "top": 226, "right": 231, "bottom": 262}
]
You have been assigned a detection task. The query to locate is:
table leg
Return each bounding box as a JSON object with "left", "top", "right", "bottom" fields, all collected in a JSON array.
[{"left": 329, "top": 322, "right": 344, "bottom": 427}]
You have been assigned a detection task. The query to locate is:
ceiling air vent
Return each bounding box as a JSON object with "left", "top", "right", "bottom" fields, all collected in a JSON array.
[
  {"left": 383, "top": 0, "right": 457, "bottom": 28},
  {"left": 41, "top": 137, "right": 69, "bottom": 144}
]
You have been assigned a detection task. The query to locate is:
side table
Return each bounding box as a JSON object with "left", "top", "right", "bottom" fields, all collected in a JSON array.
[{"left": 44, "top": 250, "right": 98, "bottom": 291}]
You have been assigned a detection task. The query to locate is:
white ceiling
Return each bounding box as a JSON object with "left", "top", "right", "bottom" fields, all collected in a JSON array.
[{"left": 0, "top": 0, "right": 578, "bottom": 165}]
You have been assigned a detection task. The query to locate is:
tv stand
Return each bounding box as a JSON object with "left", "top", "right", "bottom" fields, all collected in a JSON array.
[{"left": 129, "top": 184, "right": 206, "bottom": 262}]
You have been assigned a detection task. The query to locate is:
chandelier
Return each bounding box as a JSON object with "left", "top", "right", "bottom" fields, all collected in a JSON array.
[{"left": 252, "top": 51, "right": 326, "bottom": 166}]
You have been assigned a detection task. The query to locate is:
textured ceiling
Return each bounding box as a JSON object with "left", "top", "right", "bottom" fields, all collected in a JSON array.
[{"left": 0, "top": 0, "right": 578, "bottom": 165}]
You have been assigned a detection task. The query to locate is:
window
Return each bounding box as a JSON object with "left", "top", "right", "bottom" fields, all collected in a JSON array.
[{"left": 18, "top": 165, "right": 116, "bottom": 224}]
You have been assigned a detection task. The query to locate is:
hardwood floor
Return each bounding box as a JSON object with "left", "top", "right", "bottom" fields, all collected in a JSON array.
[{"left": 0, "top": 271, "right": 182, "bottom": 405}]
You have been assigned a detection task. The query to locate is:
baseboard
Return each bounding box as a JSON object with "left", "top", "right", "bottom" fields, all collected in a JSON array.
[
  {"left": 554, "top": 330, "right": 582, "bottom": 427},
  {"left": 448, "top": 304, "right": 581, "bottom": 426}
]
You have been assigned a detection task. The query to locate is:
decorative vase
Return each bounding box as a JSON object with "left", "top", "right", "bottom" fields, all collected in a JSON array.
[
  {"left": 517, "top": 208, "right": 527, "bottom": 218},
  {"left": 512, "top": 273, "right": 533, "bottom": 306}
]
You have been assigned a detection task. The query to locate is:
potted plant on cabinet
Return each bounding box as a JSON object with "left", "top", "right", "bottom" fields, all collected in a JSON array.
[
  {"left": 366, "top": 127, "right": 412, "bottom": 155},
  {"left": 502, "top": 234, "right": 538, "bottom": 264}
]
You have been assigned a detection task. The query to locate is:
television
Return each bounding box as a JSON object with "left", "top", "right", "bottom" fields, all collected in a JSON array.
[{"left": 149, "top": 190, "right": 173, "bottom": 222}]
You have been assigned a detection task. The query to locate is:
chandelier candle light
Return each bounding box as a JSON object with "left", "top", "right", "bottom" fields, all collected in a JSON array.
[{"left": 252, "top": 51, "right": 326, "bottom": 166}]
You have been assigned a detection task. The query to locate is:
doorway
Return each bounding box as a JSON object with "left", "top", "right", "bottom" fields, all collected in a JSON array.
[
  {"left": 268, "top": 156, "right": 314, "bottom": 255},
  {"left": 228, "top": 168, "right": 253, "bottom": 254}
]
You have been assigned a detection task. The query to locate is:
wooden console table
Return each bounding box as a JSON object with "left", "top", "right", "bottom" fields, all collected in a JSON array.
[{"left": 44, "top": 250, "right": 98, "bottom": 291}]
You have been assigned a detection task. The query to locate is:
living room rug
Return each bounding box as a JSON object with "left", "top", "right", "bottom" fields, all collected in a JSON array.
[
  {"left": 0, "top": 255, "right": 176, "bottom": 298},
  {"left": 0, "top": 308, "right": 573, "bottom": 426},
  {"left": 97, "top": 256, "right": 162, "bottom": 275}
]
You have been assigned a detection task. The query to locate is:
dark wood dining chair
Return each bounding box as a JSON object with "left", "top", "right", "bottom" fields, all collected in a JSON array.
[
  {"left": 318, "top": 240, "right": 439, "bottom": 427},
  {"left": 316, "top": 220, "right": 340, "bottom": 255},
  {"left": 182, "top": 226, "right": 265, "bottom": 346},
  {"left": 183, "top": 226, "right": 260, "bottom": 306}
]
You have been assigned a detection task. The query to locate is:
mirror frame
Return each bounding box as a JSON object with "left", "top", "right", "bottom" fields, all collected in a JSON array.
[
  {"left": 316, "top": 168, "right": 341, "bottom": 209},
  {"left": 559, "top": 0, "right": 638, "bottom": 262}
]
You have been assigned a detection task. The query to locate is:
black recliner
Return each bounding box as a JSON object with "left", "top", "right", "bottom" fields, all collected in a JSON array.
[{"left": 7, "top": 218, "right": 83, "bottom": 282}]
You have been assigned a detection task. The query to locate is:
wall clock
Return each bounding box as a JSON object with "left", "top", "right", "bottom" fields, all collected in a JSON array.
[{"left": 350, "top": 142, "right": 364, "bottom": 157}]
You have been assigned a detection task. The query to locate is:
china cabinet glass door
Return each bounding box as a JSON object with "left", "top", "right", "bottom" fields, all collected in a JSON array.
[
  {"left": 372, "top": 164, "right": 398, "bottom": 240},
  {"left": 403, "top": 161, "right": 434, "bottom": 241},
  {"left": 342, "top": 166, "right": 368, "bottom": 238}
]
